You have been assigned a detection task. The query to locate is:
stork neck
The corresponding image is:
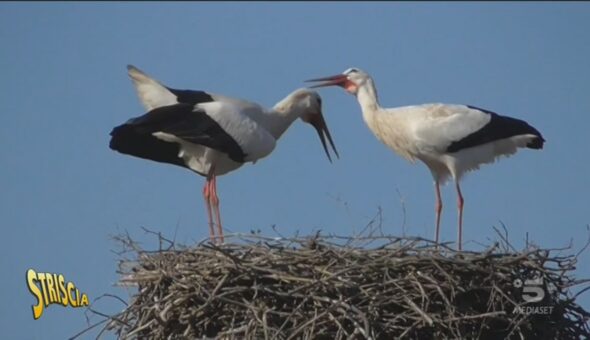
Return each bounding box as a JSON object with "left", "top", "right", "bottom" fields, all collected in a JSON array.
[
  {"left": 263, "top": 103, "right": 301, "bottom": 139},
  {"left": 356, "top": 79, "right": 381, "bottom": 115}
]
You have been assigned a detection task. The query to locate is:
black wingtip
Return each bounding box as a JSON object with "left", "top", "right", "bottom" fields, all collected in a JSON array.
[
  {"left": 108, "top": 124, "right": 130, "bottom": 152},
  {"left": 527, "top": 136, "right": 545, "bottom": 150}
]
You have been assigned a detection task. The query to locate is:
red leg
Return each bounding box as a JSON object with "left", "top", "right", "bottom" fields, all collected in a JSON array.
[
  {"left": 203, "top": 180, "right": 215, "bottom": 243},
  {"left": 434, "top": 181, "right": 442, "bottom": 246},
  {"left": 210, "top": 174, "right": 224, "bottom": 244},
  {"left": 456, "top": 182, "right": 464, "bottom": 251}
]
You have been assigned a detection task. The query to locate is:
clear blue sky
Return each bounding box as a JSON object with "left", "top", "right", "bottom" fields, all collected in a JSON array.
[{"left": 1, "top": 2, "right": 589, "bottom": 338}]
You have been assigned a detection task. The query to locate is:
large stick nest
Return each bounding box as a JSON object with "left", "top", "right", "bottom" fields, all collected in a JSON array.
[{"left": 98, "top": 229, "right": 590, "bottom": 339}]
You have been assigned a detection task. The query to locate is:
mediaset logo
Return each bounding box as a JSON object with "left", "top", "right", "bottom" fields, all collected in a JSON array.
[
  {"left": 512, "top": 274, "right": 555, "bottom": 315},
  {"left": 26, "top": 269, "right": 89, "bottom": 319}
]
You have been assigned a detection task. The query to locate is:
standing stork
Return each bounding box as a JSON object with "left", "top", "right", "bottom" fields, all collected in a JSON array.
[
  {"left": 110, "top": 65, "right": 339, "bottom": 244},
  {"left": 307, "top": 68, "right": 544, "bottom": 250}
]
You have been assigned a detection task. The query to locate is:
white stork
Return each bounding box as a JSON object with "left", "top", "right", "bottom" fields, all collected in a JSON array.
[
  {"left": 308, "top": 68, "right": 544, "bottom": 250},
  {"left": 110, "top": 65, "right": 339, "bottom": 244}
]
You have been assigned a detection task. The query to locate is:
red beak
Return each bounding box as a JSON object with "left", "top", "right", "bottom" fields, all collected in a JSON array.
[
  {"left": 305, "top": 74, "right": 349, "bottom": 88},
  {"left": 310, "top": 112, "right": 339, "bottom": 163}
]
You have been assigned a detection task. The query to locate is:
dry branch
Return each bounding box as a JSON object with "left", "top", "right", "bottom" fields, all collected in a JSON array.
[{"left": 93, "top": 232, "right": 590, "bottom": 339}]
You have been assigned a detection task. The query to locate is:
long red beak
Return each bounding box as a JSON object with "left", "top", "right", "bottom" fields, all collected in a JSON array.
[
  {"left": 304, "top": 111, "right": 339, "bottom": 163},
  {"left": 305, "top": 74, "right": 348, "bottom": 88},
  {"left": 313, "top": 112, "right": 339, "bottom": 163}
]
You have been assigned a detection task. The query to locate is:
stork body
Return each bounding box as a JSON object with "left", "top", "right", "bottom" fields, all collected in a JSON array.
[
  {"left": 309, "top": 68, "right": 544, "bottom": 250},
  {"left": 110, "top": 65, "right": 338, "bottom": 243}
]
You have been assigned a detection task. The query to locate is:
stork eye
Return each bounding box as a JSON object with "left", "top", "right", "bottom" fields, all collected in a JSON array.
[{"left": 345, "top": 68, "right": 359, "bottom": 74}]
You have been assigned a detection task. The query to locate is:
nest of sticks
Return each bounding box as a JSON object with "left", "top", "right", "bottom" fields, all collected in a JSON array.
[{"left": 94, "top": 227, "right": 590, "bottom": 340}]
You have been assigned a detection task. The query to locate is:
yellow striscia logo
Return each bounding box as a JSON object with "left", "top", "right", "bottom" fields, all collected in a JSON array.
[{"left": 26, "top": 269, "right": 89, "bottom": 319}]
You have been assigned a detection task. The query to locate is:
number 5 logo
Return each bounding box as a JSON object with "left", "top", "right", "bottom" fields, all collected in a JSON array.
[{"left": 522, "top": 277, "right": 544, "bottom": 303}]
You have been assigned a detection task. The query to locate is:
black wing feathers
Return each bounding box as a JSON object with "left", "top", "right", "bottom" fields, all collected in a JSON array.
[
  {"left": 166, "top": 87, "right": 215, "bottom": 105},
  {"left": 446, "top": 106, "right": 545, "bottom": 153},
  {"left": 110, "top": 103, "right": 246, "bottom": 165},
  {"left": 109, "top": 123, "right": 187, "bottom": 169}
]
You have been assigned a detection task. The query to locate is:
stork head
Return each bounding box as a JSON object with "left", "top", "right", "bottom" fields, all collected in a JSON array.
[
  {"left": 306, "top": 67, "right": 370, "bottom": 96},
  {"left": 287, "top": 89, "right": 339, "bottom": 162}
]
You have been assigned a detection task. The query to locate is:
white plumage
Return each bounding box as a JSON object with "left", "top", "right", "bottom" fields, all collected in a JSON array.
[
  {"left": 150, "top": 99, "right": 277, "bottom": 175},
  {"left": 111, "top": 65, "right": 339, "bottom": 243},
  {"left": 308, "top": 67, "right": 544, "bottom": 250}
]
